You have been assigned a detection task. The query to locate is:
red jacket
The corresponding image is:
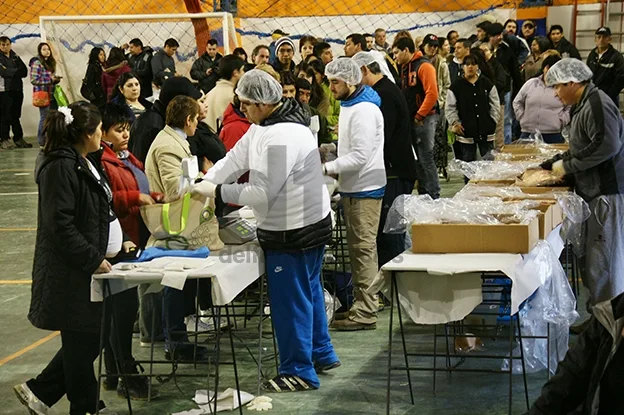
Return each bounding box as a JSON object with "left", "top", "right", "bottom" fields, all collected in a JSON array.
[
  {"left": 219, "top": 103, "right": 251, "bottom": 151},
  {"left": 101, "top": 64, "right": 131, "bottom": 101},
  {"left": 100, "top": 144, "right": 161, "bottom": 245}
]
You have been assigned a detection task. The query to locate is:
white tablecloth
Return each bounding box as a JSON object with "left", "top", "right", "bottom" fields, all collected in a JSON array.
[
  {"left": 92, "top": 241, "right": 265, "bottom": 305},
  {"left": 374, "top": 226, "right": 565, "bottom": 325}
]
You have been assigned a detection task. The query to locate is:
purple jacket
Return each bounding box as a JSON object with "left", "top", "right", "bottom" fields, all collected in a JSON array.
[{"left": 513, "top": 75, "right": 571, "bottom": 134}]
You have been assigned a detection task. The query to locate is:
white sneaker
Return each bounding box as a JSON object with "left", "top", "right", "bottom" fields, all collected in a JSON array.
[
  {"left": 13, "top": 383, "right": 51, "bottom": 415},
  {"left": 185, "top": 315, "right": 216, "bottom": 333},
  {"left": 200, "top": 310, "right": 230, "bottom": 329}
]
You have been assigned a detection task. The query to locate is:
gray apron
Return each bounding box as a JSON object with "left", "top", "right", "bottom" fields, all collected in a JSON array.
[{"left": 583, "top": 194, "right": 624, "bottom": 305}]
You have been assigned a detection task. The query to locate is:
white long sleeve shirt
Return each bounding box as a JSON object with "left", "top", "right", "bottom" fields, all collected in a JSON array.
[
  {"left": 324, "top": 101, "right": 386, "bottom": 193},
  {"left": 203, "top": 122, "right": 331, "bottom": 231}
]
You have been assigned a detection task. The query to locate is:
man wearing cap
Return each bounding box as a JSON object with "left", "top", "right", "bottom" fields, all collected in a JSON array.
[
  {"left": 268, "top": 29, "right": 288, "bottom": 64},
  {"left": 521, "top": 20, "right": 537, "bottom": 49},
  {"left": 587, "top": 27, "right": 624, "bottom": 106},
  {"left": 540, "top": 57, "right": 624, "bottom": 328},
  {"left": 322, "top": 58, "right": 386, "bottom": 331},
  {"left": 487, "top": 22, "right": 523, "bottom": 145},
  {"left": 353, "top": 51, "right": 417, "bottom": 269},
  {"left": 193, "top": 69, "right": 339, "bottom": 392},
  {"left": 548, "top": 25, "right": 581, "bottom": 60},
  {"left": 393, "top": 36, "right": 440, "bottom": 199},
  {"left": 530, "top": 58, "right": 624, "bottom": 414},
  {"left": 272, "top": 36, "right": 296, "bottom": 76}
]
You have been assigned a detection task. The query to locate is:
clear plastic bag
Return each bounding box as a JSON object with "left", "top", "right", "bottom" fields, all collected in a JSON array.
[
  {"left": 383, "top": 194, "right": 540, "bottom": 233},
  {"left": 501, "top": 241, "right": 579, "bottom": 375},
  {"left": 447, "top": 159, "right": 528, "bottom": 180},
  {"left": 555, "top": 193, "right": 590, "bottom": 257},
  {"left": 454, "top": 184, "right": 526, "bottom": 200},
  {"left": 324, "top": 288, "right": 342, "bottom": 325}
]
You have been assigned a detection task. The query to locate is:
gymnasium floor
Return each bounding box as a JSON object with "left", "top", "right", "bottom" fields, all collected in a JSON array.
[{"left": 0, "top": 140, "right": 563, "bottom": 414}]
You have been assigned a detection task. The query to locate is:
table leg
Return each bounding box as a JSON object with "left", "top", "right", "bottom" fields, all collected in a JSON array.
[
  {"left": 95, "top": 280, "right": 109, "bottom": 415},
  {"left": 257, "top": 274, "right": 264, "bottom": 397},
  {"left": 226, "top": 305, "right": 244, "bottom": 414},
  {"left": 213, "top": 306, "right": 221, "bottom": 415},
  {"left": 516, "top": 313, "right": 529, "bottom": 410},
  {"left": 386, "top": 271, "right": 395, "bottom": 415},
  {"left": 109, "top": 292, "right": 132, "bottom": 414},
  {"left": 395, "top": 274, "right": 414, "bottom": 404},
  {"left": 148, "top": 300, "right": 156, "bottom": 402},
  {"left": 508, "top": 312, "right": 513, "bottom": 415}
]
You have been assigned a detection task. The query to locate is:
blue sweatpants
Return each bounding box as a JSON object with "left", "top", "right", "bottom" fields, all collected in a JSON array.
[{"left": 265, "top": 245, "right": 338, "bottom": 388}]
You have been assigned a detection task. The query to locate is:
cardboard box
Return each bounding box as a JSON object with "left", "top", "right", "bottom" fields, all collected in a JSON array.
[
  {"left": 469, "top": 180, "right": 572, "bottom": 194},
  {"left": 534, "top": 203, "right": 554, "bottom": 239},
  {"left": 501, "top": 143, "right": 569, "bottom": 154},
  {"left": 411, "top": 217, "right": 539, "bottom": 254}
]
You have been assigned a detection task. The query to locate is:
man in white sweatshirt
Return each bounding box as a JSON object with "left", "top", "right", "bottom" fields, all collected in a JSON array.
[
  {"left": 192, "top": 70, "right": 339, "bottom": 392},
  {"left": 323, "top": 58, "right": 386, "bottom": 331}
]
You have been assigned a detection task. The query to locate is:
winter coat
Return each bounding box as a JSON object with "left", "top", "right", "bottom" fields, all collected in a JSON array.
[
  {"left": 219, "top": 103, "right": 251, "bottom": 151},
  {"left": 527, "top": 293, "right": 624, "bottom": 415},
  {"left": 0, "top": 50, "right": 27, "bottom": 92},
  {"left": 495, "top": 41, "right": 523, "bottom": 98},
  {"left": 398, "top": 51, "right": 439, "bottom": 121},
  {"left": 188, "top": 122, "right": 227, "bottom": 172},
  {"left": 522, "top": 54, "right": 543, "bottom": 81},
  {"left": 488, "top": 57, "right": 510, "bottom": 104},
  {"left": 204, "top": 98, "right": 332, "bottom": 250},
  {"left": 190, "top": 52, "right": 223, "bottom": 93},
  {"left": 29, "top": 57, "right": 55, "bottom": 95},
  {"left": 84, "top": 62, "right": 106, "bottom": 107},
  {"left": 587, "top": 45, "right": 624, "bottom": 105},
  {"left": 151, "top": 50, "right": 176, "bottom": 85},
  {"left": 205, "top": 79, "right": 235, "bottom": 132},
  {"left": 101, "top": 63, "right": 131, "bottom": 101},
  {"left": 554, "top": 83, "right": 624, "bottom": 202},
  {"left": 29, "top": 146, "right": 110, "bottom": 333},
  {"left": 110, "top": 94, "right": 153, "bottom": 124},
  {"left": 321, "top": 82, "right": 340, "bottom": 140},
  {"left": 446, "top": 75, "right": 500, "bottom": 142},
  {"left": 127, "top": 47, "right": 154, "bottom": 98},
  {"left": 100, "top": 144, "right": 161, "bottom": 245},
  {"left": 514, "top": 76, "right": 570, "bottom": 135},
  {"left": 371, "top": 76, "right": 418, "bottom": 181},
  {"left": 553, "top": 37, "right": 581, "bottom": 60},
  {"left": 145, "top": 125, "right": 193, "bottom": 201},
  {"left": 448, "top": 57, "right": 463, "bottom": 85},
  {"left": 129, "top": 100, "right": 166, "bottom": 162},
  {"left": 432, "top": 55, "right": 451, "bottom": 109}
]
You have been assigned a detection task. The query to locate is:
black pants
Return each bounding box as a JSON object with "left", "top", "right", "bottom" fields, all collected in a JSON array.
[
  {"left": 104, "top": 288, "right": 139, "bottom": 377},
  {"left": 0, "top": 90, "right": 24, "bottom": 142},
  {"left": 26, "top": 328, "right": 104, "bottom": 414},
  {"left": 163, "top": 279, "right": 213, "bottom": 343},
  {"left": 377, "top": 178, "right": 416, "bottom": 268},
  {"left": 457, "top": 140, "right": 494, "bottom": 183}
]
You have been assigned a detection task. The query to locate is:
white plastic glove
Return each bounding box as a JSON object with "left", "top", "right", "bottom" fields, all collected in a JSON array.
[
  {"left": 247, "top": 396, "right": 273, "bottom": 411},
  {"left": 552, "top": 160, "right": 566, "bottom": 177},
  {"left": 191, "top": 180, "right": 217, "bottom": 198}
]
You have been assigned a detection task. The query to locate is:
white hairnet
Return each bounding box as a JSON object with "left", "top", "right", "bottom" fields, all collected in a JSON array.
[
  {"left": 325, "top": 58, "right": 362, "bottom": 85},
  {"left": 235, "top": 69, "right": 283, "bottom": 104},
  {"left": 352, "top": 51, "right": 396, "bottom": 84},
  {"left": 545, "top": 58, "right": 593, "bottom": 87}
]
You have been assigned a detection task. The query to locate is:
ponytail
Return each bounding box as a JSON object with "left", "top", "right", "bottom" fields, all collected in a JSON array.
[{"left": 43, "top": 101, "right": 102, "bottom": 154}]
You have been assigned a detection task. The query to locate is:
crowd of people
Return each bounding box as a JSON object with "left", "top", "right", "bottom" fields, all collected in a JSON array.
[{"left": 3, "top": 17, "right": 624, "bottom": 415}]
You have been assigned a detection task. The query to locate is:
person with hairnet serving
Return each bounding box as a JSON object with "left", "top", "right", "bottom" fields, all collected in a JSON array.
[
  {"left": 322, "top": 58, "right": 386, "bottom": 331},
  {"left": 352, "top": 51, "right": 417, "bottom": 269},
  {"left": 191, "top": 69, "right": 339, "bottom": 392},
  {"left": 526, "top": 61, "right": 624, "bottom": 412}
]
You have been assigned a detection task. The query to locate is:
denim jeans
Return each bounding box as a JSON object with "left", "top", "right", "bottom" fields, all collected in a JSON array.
[
  {"left": 504, "top": 92, "right": 513, "bottom": 145},
  {"left": 413, "top": 115, "right": 440, "bottom": 199},
  {"left": 38, "top": 96, "right": 58, "bottom": 146}
]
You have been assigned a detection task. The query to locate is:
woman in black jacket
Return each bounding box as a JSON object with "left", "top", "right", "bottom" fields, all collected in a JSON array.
[
  {"left": 84, "top": 47, "right": 107, "bottom": 108},
  {"left": 13, "top": 101, "right": 129, "bottom": 415}
]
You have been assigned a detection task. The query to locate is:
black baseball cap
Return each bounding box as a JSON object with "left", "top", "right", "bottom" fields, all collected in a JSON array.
[
  {"left": 485, "top": 22, "right": 504, "bottom": 37},
  {"left": 596, "top": 27, "right": 612, "bottom": 36},
  {"left": 272, "top": 29, "right": 290, "bottom": 36},
  {"left": 422, "top": 34, "right": 440, "bottom": 47}
]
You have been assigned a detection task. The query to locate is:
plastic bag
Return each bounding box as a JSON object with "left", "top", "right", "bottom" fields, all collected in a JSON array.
[
  {"left": 53, "top": 85, "right": 69, "bottom": 107},
  {"left": 447, "top": 159, "right": 533, "bottom": 180},
  {"left": 555, "top": 193, "right": 590, "bottom": 257},
  {"left": 454, "top": 184, "right": 526, "bottom": 201},
  {"left": 502, "top": 241, "right": 579, "bottom": 375},
  {"left": 324, "top": 288, "right": 341, "bottom": 324},
  {"left": 383, "top": 194, "right": 540, "bottom": 233}
]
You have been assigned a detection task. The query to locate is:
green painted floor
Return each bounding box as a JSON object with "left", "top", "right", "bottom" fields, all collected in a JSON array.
[{"left": 0, "top": 141, "right": 564, "bottom": 414}]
